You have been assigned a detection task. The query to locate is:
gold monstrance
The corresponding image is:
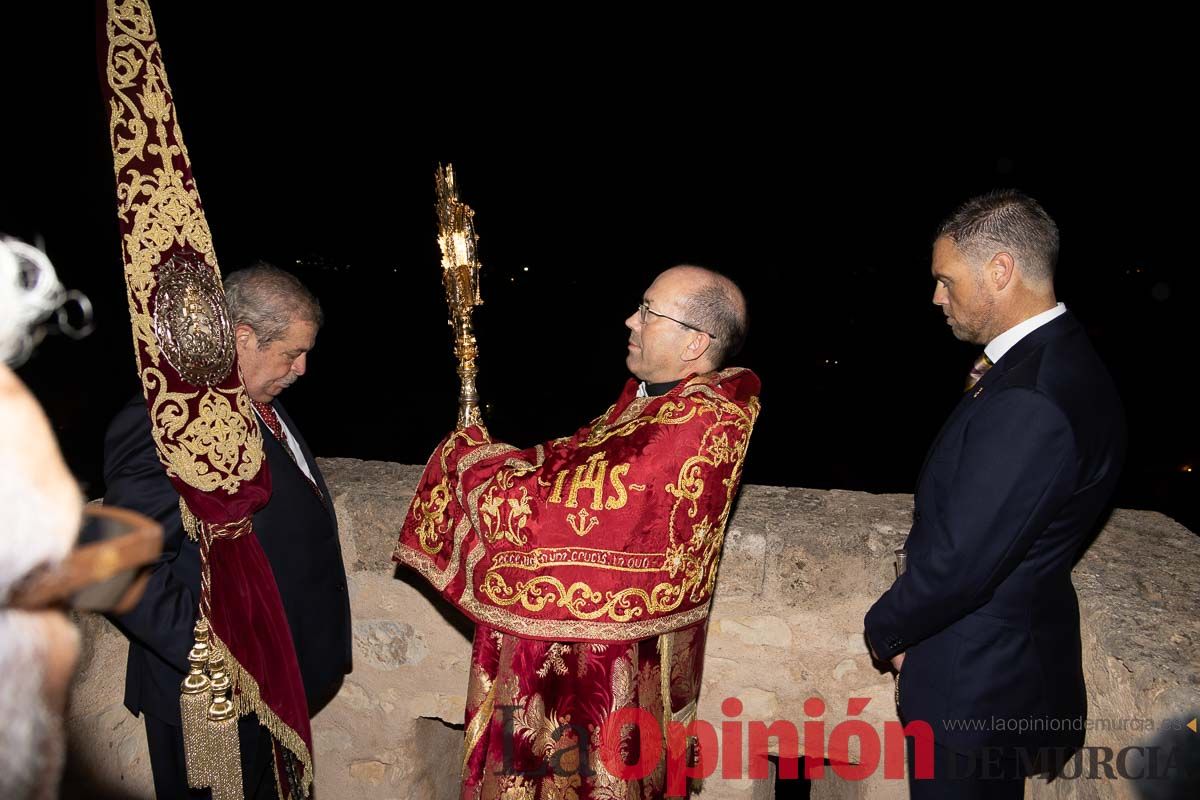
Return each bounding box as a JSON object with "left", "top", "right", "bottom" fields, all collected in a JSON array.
[{"left": 435, "top": 164, "right": 486, "bottom": 431}]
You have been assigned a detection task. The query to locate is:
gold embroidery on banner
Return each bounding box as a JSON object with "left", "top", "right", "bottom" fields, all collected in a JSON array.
[
  {"left": 105, "top": 0, "right": 262, "bottom": 494},
  {"left": 105, "top": 5, "right": 306, "bottom": 795},
  {"left": 179, "top": 497, "right": 199, "bottom": 542},
  {"left": 108, "top": 1, "right": 216, "bottom": 361},
  {"left": 145, "top": 370, "right": 264, "bottom": 493}
]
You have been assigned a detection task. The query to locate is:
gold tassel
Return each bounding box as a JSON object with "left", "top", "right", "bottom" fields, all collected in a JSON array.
[
  {"left": 210, "top": 631, "right": 314, "bottom": 798},
  {"left": 204, "top": 647, "right": 245, "bottom": 800},
  {"left": 179, "top": 498, "right": 201, "bottom": 542},
  {"left": 182, "top": 634, "right": 244, "bottom": 800},
  {"left": 180, "top": 619, "right": 213, "bottom": 787}
]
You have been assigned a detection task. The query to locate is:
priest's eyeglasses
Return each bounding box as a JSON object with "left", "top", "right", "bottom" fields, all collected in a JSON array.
[{"left": 637, "top": 302, "right": 717, "bottom": 340}]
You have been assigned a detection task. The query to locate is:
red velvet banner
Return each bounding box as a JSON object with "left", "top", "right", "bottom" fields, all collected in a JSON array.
[{"left": 99, "top": 1, "right": 312, "bottom": 794}]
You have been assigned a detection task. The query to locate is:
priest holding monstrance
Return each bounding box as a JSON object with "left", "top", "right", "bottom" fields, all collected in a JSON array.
[{"left": 393, "top": 167, "right": 760, "bottom": 798}]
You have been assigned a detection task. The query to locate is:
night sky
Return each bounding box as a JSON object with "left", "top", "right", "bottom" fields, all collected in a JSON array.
[{"left": 3, "top": 6, "right": 1195, "bottom": 530}]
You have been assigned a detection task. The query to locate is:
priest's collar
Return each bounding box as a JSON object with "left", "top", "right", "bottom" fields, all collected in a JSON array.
[{"left": 637, "top": 379, "right": 684, "bottom": 398}]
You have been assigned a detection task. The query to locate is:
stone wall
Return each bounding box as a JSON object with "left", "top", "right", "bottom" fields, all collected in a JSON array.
[{"left": 63, "top": 459, "right": 1200, "bottom": 799}]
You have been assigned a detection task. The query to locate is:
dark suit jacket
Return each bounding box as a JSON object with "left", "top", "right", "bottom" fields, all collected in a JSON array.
[
  {"left": 104, "top": 396, "right": 352, "bottom": 726},
  {"left": 865, "top": 311, "right": 1125, "bottom": 756}
]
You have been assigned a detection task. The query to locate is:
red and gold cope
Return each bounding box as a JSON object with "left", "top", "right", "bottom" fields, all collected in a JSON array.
[{"left": 395, "top": 368, "right": 761, "bottom": 642}]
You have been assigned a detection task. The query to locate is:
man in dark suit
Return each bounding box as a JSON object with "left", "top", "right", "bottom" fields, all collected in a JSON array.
[
  {"left": 865, "top": 191, "right": 1126, "bottom": 798},
  {"left": 104, "top": 263, "right": 352, "bottom": 799}
]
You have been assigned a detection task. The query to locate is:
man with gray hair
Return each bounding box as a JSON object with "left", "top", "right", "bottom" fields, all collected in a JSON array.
[
  {"left": 104, "top": 262, "right": 351, "bottom": 799},
  {"left": 223, "top": 262, "right": 325, "bottom": 405}
]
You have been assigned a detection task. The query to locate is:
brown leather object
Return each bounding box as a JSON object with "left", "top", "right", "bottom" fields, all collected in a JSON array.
[{"left": 7, "top": 505, "right": 162, "bottom": 614}]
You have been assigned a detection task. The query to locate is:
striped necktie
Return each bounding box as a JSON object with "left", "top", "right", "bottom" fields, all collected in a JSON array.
[{"left": 965, "top": 352, "right": 994, "bottom": 392}]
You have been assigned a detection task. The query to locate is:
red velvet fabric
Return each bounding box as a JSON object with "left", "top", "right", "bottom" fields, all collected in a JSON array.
[
  {"left": 208, "top": 535, "right": 312, "bottom": 760},
  {"left": 98, "top": 0, "right": 313, "bottom": 787}
]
